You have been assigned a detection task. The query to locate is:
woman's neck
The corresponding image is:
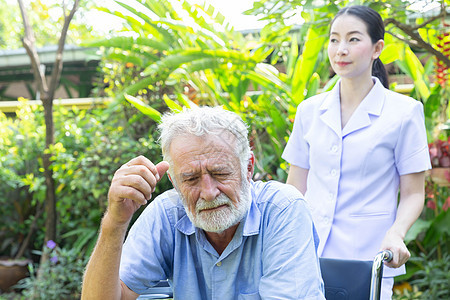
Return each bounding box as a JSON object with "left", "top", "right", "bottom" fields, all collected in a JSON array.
[
  {"left": 339, "top": 76, "right": 375, "bottom": 128},
  {"left": 339, "top": 76, "right": 374, "bottom": 105}
]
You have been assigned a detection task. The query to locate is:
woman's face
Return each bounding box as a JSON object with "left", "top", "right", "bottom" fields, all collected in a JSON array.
[{"left": 328, "top": 14, "right": 383, "bottom": 80}]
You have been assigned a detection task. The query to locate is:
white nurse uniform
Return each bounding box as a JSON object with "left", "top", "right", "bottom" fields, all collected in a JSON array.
[{"left": 282, "top": 77, "right": 431, "bottom": 277}]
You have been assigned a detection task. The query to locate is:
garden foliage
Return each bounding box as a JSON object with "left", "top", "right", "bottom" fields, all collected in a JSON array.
[{"left": 0, "top": 0, "right": 448, "bottom": 298}]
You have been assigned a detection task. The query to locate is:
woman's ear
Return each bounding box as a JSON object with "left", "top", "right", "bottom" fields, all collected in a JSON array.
[{"left": 373, "top": 39, "right": 385, "bottom": 60}]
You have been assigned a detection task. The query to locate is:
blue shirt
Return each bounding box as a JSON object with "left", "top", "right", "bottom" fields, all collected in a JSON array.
[{"left": 120, "top": 180, "right": 325, "bottom": 299}]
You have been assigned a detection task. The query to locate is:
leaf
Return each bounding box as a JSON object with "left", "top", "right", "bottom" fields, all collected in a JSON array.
[
  {"left": 380, "top": 43, "right": 403, "bottom": 64},
  {"left": 423, "top": 210, "right": 450, "bottom": 246},
  {"left": 322, "top": 75, "right": 339, "bottom": 92},
  {"left": 124, "top": 94, "right": 161, "bottom": 122},
  {"left": 404, "top": 218, "right": 432, "bottom": 244},
  {"left": 403, "top": 47, "right": 430, "bottom": 99},
  {"left": 291, "top": 26, "right": 327, "bottom": 105},
  {"left": 163, "top": 94, "right": 182, "bottom": 112}
]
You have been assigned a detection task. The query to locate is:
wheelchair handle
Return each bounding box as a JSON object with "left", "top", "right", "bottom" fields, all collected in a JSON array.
[
  {"left": 382, "top": 249, "right": 393, "bottom": 263},
  {"left": 369, "top": 250, "right": 393, "bottom": 300}
]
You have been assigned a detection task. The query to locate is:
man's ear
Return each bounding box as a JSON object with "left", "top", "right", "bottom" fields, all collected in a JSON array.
[{"left": 246, "top": 152, "right": 255, "bottom": 182}]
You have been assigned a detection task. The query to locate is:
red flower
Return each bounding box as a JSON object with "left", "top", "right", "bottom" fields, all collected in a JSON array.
[{"left": 427, "top": 200, "right": 437, "bottom": 210}]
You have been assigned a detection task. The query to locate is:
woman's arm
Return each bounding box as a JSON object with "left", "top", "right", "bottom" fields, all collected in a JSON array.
[
  {"left": 379, "top": 171, "right": 425, "bottom": 268},
  {"left": 286, "top": 164, "right": 309, "bottom": 195}
]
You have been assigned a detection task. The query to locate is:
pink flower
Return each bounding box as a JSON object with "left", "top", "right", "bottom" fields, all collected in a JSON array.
[
  {"left": 443, "top": 197, "right": 450, "bottom": 212},
  {"left": 445, "top": 169, "right": 450, "bottom": 182},
  {"left": 427, "top": 200, "right": 436, "bottom": 210}
]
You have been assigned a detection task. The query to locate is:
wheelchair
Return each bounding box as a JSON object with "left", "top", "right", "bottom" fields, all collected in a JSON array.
[{"left": 137, "top": 250, "right": 393, "bottom": 300}]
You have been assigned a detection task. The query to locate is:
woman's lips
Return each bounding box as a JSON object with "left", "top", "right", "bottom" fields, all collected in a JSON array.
[{"left": 336, "top": 62, "right": 351, "bottom": 67}]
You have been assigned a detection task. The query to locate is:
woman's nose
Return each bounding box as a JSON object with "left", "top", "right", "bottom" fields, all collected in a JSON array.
[{"left": 337, "top": 44, "right": 348, "bottom": 56}]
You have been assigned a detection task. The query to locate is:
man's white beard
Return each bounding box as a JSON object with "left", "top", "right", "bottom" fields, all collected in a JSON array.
[{"left": 183, "top": 180, "right": 251, "bottom": 233}]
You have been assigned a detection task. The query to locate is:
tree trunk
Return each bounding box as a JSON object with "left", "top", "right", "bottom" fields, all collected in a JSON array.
[
  {"left": 42, "top": 97, "right": 56, "bottom": 242},
  {"left": 17, "top": 0, "right": 79, "bottom": 278}
]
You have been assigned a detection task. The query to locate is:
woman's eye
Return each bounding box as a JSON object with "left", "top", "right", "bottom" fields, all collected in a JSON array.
[
  {"left": 349, "top": 37, "right": 360, "bottom": 42},
  {"left": 330, "top": 38, "right": 338, "bottom": 43}
]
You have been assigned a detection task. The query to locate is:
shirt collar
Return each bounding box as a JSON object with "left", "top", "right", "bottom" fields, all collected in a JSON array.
[
  {"left": 320, "top": 77, "right": 385, "bottom": 115},
  {"left": 318, "top": 77, "right": 386, "bottom": 137}
]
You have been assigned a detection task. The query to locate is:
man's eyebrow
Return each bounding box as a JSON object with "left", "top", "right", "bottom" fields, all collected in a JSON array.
[{"left": 180, "top": 171, "right": 199, "bottom": 178}]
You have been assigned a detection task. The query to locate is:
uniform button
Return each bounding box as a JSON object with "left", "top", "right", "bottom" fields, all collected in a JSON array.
[
  {"left": 331, "top": 169, "right": 337, "bottom": 176},
  {"left": 324, "top": 217, "right": 329, "bottom": 224},
  {"left": 216, "top": 261, "right": 222, "bottom": 267},
  {"left": 328, "top": 193, "right": 333, "bottom": 201},
  {"left": 331, "top": 145, "right": 338, "bottom": 152}
]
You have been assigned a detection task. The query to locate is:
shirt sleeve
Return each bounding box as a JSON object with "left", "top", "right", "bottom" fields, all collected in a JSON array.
[
  {"left": 259, "top": 185, "right": 325, "bottom": 299},
  {"left": 119, "top": 198, "right": 174, "bottom": 295},
  {"left": 282, "top": 103, "right": 311, "bottom": 169},
  {"left": 395, "top": 100, "right": 432, "bottom": 175}
]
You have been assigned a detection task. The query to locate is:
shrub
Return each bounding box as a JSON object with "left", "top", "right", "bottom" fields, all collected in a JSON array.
[{"left": 15, "top": 240, "right": 89, "bottom": 300}]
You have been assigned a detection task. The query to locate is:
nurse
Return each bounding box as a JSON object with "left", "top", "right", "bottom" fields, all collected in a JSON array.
[{"left": 282, "top": 5, "right": 431, "bottom": 299}]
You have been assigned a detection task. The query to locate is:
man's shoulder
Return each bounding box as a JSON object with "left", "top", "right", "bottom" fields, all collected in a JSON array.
[
  {"left": 252, "top": 180, "right": 305, "bottom": 210},
  {"left": 141, "top": 188, "right": 185, "bottom": 220}
]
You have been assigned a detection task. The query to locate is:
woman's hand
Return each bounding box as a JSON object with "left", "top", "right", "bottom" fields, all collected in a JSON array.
[{"left": 379, "top": 229, "right": 410, "bottom": 268}]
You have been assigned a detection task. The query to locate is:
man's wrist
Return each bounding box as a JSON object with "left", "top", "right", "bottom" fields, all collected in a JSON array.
[{"left": 101, "top": 212, "right": 130, "bottom": 238}]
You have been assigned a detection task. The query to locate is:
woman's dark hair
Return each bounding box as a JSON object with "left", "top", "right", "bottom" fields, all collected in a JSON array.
[{"left": 331, "top": 5, "right": 389, "bottom": 88}]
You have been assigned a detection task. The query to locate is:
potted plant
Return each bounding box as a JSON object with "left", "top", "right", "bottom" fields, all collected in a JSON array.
[{"left": 428, "top": 136, "right": 450, "bottom": 186}]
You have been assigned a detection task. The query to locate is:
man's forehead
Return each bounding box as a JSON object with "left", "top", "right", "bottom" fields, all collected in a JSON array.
[
  {"left": 170, "top": 133, "right": 239, "bottom": 169},
  {"left": 171, "top": 132, "right": 237, "bottom": 153}
]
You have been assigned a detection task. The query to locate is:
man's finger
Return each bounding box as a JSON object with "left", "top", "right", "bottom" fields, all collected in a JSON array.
[{"left": 156, "top": 161, "right": 170, "bottom": 181}]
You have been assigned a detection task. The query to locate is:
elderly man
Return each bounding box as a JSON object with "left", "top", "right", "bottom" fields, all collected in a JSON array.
[{"left": 81, "top": 106, "right": 325, "bottom": 299}]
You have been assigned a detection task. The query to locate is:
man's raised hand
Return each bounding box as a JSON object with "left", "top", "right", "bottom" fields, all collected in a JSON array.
[{"left": 107, "top": 156, "right": 170, "bottom": 225}]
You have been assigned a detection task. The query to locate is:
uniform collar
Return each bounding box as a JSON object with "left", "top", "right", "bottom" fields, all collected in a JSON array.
[{"left": 319, "top": 77, "right": 386, "bottom": 137}]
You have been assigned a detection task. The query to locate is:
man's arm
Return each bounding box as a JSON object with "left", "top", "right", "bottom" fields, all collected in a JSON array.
[
  {"left": 259, "top": 187, "right": 325, "bottom": 299},
  {"left": 81, "top": 156, "right": 169, "bottom": 300}
]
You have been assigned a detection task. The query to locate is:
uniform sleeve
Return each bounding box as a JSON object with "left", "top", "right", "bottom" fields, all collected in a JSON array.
[
  {"left": 395, "top": 101, "right": 432, "bottom": 175},
  {"left": 282, "top": 103, "right": 310, "bottom": 169},
  {"left": 259, "top": 188, "right": 325, "bottom": 299},
  {"left": 119, "top": 198, "right": 174, "bottom": 295}
]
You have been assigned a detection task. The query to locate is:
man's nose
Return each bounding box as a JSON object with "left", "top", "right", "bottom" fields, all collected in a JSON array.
[{"left": 199, "top": 174, "right": 220, "bottom": 201}]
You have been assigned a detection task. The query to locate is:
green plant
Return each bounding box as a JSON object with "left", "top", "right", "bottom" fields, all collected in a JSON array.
[
  {"left": 393, "top": 284, "right": 422, "bottom": 300},
  {"left": 15, "top": 240, "right": 89, "bottom": 300},
  {"left": 0, "top": 97, "right": 172, "bottom": 263},
  {"left": 408, "top": 250, "right": 450, "bottom": 299},
  {"left": 0, "top": 99, "right": 46, "bottom": 259}
]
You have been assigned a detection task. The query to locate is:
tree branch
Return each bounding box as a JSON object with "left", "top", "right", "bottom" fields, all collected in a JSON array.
[
  {"left": 48, "top": 0, "right": 80, "bottom": 101},
  {"left": 17, "top": 0, "right": 48, "bottom": 95},
  {"left": 384, "top": 17, "right": 450, "bottom": 68}
]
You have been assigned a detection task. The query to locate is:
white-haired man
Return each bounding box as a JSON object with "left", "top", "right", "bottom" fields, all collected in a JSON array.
[{"left": 81, "top": 106, "right": 325, "bottom": 299}]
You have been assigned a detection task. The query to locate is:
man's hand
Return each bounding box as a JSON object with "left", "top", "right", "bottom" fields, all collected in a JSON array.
[
  {"left": 379, "top": 229, "right": 410, "bottom": 268},
  {"left": 107, "top": 155, "right": 170, "bottom": 225}
]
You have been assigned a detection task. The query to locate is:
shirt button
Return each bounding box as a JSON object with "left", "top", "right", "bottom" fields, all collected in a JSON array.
[
  {"left": 331, "top": 145, "right": 338, "bottom": 152},
  {"left": 328, "top": 193, "right": 333, "bottom": 201},
  {"left": 216, "top": 261, "right": 222, "bottom": 267},
  {"left": 331, "top": 169, "right": 337, "bottom": 176},
  {"left": 324, "top": 217, "right": 329, "bottom": 224}
]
